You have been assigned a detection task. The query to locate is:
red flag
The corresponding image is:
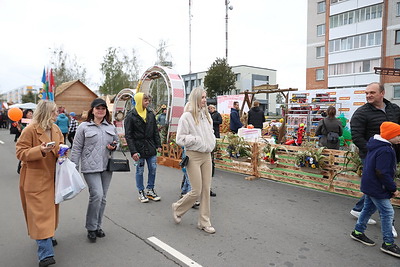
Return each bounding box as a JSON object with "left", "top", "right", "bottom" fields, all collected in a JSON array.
[{"left": 49, "top": 69, "right": 55, "bottom": 101}]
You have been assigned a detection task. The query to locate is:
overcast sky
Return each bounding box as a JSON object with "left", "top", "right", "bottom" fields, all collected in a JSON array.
[{"left": 0, "top": 0, "right": 307, "bottom": 94}]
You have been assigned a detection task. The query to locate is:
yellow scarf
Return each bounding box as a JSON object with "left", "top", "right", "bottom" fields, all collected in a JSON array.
[{"left": 134, "top": 92, "right": 147, "bottom": 122}]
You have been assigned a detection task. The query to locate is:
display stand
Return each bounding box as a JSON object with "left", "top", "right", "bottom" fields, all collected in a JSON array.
[{"left": 285, "top": 93, "right": 342, "bottom": 141}]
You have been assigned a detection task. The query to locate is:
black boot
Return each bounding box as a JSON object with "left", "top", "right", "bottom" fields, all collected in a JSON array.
[
  {"left": 39, "top": 256, "right": 55, "bottom": 267},
  {"left": 87, "top": 230, "right": 97, "bottom": 243},
  {"left": 210, "top": 189, "right": 216, "bottom": 197}
]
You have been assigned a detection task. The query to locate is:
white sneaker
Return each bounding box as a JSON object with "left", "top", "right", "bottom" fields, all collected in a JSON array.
[
  {"left": 350, "top": 210, "right": 376, "bottom": 225},
  {"left": 393, "top": 225, "right": 398, "bottom": 238}
]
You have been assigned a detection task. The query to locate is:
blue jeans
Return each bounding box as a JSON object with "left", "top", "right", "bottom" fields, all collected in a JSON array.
[
  {"left": 181, "top": 169, "right": 191, "bottom": 195},
  {"left": 353, "top": 194, "right": 365, "bottom": 212},
  {"left": 353, "top": 158, "right": 366, "bottom": 211},
  {"left": 135, "top": 155, "right": 157, "bottom": 191},
  {"left": 36, "top": 238, "right": 54, "bottom": 261},
  {"left": 355, "top": 195, "right": 395, "bottom": 244}
]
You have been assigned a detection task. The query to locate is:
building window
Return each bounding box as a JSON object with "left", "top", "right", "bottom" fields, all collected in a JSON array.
[
  {"left": 394, "top": 85, "right": 400, "bottom": 98},
  {"left": 198, "top": 79, "right": 202, "bottom": 85},
  {"left": 316, "top": 46, "right": 325, "bottom": 58},
  {"left": 317, "top": 24, "right": 325, "bottom": 36},
  {"left": 317, "top": 1, "right": 326, "bottom": 13},
  {"left": 396, "top": 30, "right": 400, "bottom": 44},
  {"left": 316, "top": 69, "right": 324, "bottom": 81},
  {"left": 397, "top": 2, "right": 400, "bottom": 16},
  {"left": 329, "top": 31, "right": 381, "bottom": 53},
  {"left": 328, "top": 58, "right": 380, "bottom": 76},
  {"left": 395, "top": 58, "right": 400, "bottom": 69},
  {"left": 330, "top": 3, "right": 383, "bottom": 28},
  {"left": 235, "top": 73, "right": 240, "bottom": 81}
]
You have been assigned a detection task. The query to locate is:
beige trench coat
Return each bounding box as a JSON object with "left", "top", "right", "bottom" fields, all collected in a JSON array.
[{"left": 16, "top": 123, "right": 64, "bottom": 240}]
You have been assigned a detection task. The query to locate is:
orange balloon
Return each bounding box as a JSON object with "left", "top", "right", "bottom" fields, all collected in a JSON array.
[{"left": 8, "top": 107, "right": 23, "bottom": 121}]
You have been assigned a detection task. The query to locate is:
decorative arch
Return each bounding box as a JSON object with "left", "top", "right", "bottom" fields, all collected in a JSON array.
[{"left": 112, "top": 65, "right": 186, "bottom": 142}]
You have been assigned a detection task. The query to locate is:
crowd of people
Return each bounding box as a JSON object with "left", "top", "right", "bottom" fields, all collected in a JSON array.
[{"left": 8, "top": 81, "right": 400, "bottom": 266}]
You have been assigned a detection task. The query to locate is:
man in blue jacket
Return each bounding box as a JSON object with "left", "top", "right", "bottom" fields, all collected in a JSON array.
[
  {"left": 230, "top": 101, "right": 243, "bottom": 133},
  {"left": 350, "top": 121, "right": 400, "bottom": 258}
]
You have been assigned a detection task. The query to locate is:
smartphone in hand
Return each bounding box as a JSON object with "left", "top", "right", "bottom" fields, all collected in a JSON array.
[{"left": 46, "top": 141, "right": 55, "bottom": 148}]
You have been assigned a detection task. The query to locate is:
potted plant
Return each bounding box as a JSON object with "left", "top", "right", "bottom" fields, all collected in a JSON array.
[
  {"left": 343, "top": 150, "right": 363, "bottom": 177},
  {"left": 261, "top": 139, "right": 287, "bottom": 169},
  {"left": 295, "top": 145, "right": 326, "bottom": 173},
  {"left": 224, "top": 133, "right": 251, "bottom": 162}
]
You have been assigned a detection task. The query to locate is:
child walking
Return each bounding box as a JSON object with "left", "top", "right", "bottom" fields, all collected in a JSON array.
[{"left": 350, "top": 121, "right": 400, "bottom": 258}]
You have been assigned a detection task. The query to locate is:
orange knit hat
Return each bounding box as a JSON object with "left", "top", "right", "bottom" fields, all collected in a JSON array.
[{"left": 380, "top": 121, "right": 400, "bottom": 140}]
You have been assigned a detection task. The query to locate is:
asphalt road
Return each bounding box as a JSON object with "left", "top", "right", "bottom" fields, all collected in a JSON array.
[{"left": 0, "top": 128, "right": 399, "bottom": 266}]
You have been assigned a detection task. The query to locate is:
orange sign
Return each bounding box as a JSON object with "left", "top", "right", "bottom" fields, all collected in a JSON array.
[
  {"left": 354, "top": 90, "right": 365, "bottom": 94},
  {"left": 353, "top": 102, "right": 365, "bottom": 106},
  {"left": 339, "top": 108, "right": 350, "bottom": 111},
  {"left": 339, "top": 97, "right": 350, "bottom": 100}
]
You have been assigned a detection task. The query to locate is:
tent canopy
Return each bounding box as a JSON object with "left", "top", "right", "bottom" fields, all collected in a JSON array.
[{"left": 9, "top": 102, "right": 37, "bottom": 109}]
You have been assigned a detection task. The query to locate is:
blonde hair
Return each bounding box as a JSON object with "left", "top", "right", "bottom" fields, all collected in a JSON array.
[
  {"left": 185, "top": 87, "right": 211, "bottom": 125},
  {"left": 32, "top": 100, "right": 57, "bottom": 130}
]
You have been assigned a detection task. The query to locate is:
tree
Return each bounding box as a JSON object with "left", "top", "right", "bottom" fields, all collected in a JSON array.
[
  {"left": 21, "top": 91, "right": 39, "bottom": 103},
  {"left": 204, "top": 58, "right": 236, "bottom": 98},
  {"left": 99, "top": 47, "right": 140, "bottom": 95},
  {"left": 49, "top": 46, "right": 88, "bottom": 86}
]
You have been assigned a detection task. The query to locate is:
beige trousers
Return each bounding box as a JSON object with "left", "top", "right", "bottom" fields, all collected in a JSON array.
[{"left": 174, "top": 150, "right": 212, "bottom": 227}]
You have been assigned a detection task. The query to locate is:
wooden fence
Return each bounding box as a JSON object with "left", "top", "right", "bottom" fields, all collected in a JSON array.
[{"left": 158, "top": 141, "right": 400, "bottom": 206}]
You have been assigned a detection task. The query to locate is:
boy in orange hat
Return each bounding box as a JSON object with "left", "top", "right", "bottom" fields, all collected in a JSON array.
[{"left": 350, "top": 121, "right": 400, "bottom": 257}]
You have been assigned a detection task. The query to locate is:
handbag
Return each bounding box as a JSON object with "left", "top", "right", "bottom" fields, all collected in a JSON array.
[
  {"left": 179, "top": 155, "right": 189, "bottom": 168},
  {"left": 107, "top": 150, "right": 131, "bottom": 172}
]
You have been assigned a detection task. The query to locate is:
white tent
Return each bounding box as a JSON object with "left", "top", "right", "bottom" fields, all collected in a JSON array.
[{"left": 9, "top": 102, "right": 37, "bottom": 109}]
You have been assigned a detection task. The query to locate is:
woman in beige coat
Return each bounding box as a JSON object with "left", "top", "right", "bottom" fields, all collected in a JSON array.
[
  {"left": 16, "top": 100, "right": 63, "bottom": 267},
  {"left": 172, "top": 88, "right": 216, "bottom": 234}
]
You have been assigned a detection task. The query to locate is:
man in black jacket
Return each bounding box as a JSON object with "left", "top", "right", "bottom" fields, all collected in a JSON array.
[
  {"left": 247, "top": 100, "right": 265, "bottom": 129},
  {"left": 124, "top": 93, "right": 162, "bottom": 203},
  {"left": 350, "top": 82, "right": 400, "bottom": 235}
]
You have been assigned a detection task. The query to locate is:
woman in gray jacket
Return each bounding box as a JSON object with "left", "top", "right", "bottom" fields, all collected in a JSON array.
[
  {"left": 71, "top": 98, "right": 118, "bottom": 243},
  {"left": 315, "top": 106, "right": 343, "bottom": 149}
]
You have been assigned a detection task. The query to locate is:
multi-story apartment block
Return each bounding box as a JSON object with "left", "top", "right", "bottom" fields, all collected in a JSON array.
[
  {"left": 182, "top": 65, "right": 278, "bottom": 114},
  {"left": 307, "top": 0, "right": 400, "bottom": 100},
  {"left": 3, "top": 85, "right": 41, "bottom": 104}
]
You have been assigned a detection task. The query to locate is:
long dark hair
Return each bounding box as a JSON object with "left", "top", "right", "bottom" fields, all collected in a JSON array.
[{"left": 86, "top": 107, "right": 112, "bottom": 124}]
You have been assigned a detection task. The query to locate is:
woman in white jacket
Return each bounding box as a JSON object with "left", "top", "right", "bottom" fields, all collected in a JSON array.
[{"left": 172, "top": 88, "right": 216, "bottom": 234}]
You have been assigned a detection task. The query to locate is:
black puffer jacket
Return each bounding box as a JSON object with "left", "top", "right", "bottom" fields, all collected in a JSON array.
[
  {"left": 247, "top": 106, "right": 265, "bottom": 129},
  {"left": 350, "top": 99, "right": 400, "bottom": 159},
  {"left": 124, "top": 108, "right": 161, "bottom": 158},
  {"left": 210, "top": 110, "right": 222, "bottom": 138}
]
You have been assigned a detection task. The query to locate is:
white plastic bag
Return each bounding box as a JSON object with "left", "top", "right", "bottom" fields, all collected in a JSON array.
[{"left": 55, "top": 158, "right": 86, "bottom": 204}]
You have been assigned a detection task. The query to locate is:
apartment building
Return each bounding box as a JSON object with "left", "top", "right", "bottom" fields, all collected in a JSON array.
[
  {"left": 182, "top": 65, "right": 278, "bottom": 114},
  {"left": 3, "top": 85, "right": 41, "bottom": 104},
  {"left": 306, "top": 0, "right": 400, "bottom": 100}
]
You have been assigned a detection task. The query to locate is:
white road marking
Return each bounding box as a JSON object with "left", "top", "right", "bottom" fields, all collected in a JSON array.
[
  {"left": 0, "top": 140, "right": 4, "bottom": 144},
  {"left": 147, "top": 236, "right": 202, "bottom": 267}
]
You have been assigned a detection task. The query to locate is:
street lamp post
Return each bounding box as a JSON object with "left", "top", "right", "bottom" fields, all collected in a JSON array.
[
  {"left": 189, "top": 0, "right": 192, "bottom": 74},
  {"left": 225, "top": 0, "right": 233, "bottom": 62}
]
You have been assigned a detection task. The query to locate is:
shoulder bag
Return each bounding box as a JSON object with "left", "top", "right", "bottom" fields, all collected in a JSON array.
[
  {"left": 107, "top": 150, "right": 131, "bottom": 172},
  {"left": 322, "top": 119, "right": 339, "bottom": 144}
]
